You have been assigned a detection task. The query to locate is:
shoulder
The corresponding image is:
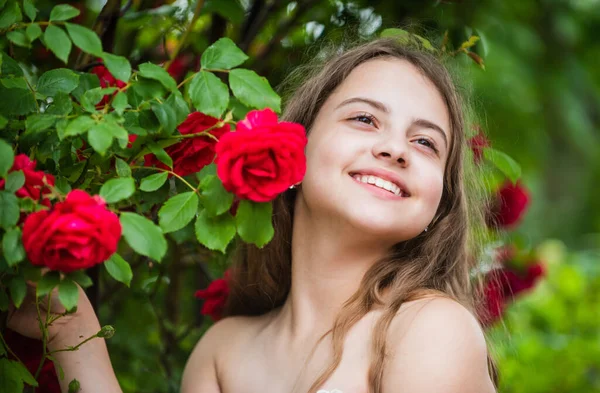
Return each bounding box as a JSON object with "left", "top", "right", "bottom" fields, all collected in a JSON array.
[
  {"left": 382, "top": 296, "right": 496, "bottom": 393},
  {"left": 181, "top": 315, "right": 267, "bottom": 393}
]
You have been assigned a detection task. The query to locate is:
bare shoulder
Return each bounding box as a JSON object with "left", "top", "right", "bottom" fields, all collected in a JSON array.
[
  {"left": 181, "top": 314, "right": 269, "bottom": 393},
  {"left": 382, "top": 296, "right": 496, "bottom": 393}
]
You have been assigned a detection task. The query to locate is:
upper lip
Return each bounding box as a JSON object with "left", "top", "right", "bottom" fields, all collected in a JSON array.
[{"left": 349, "top": 168, "right": 411, "bottom": 196}]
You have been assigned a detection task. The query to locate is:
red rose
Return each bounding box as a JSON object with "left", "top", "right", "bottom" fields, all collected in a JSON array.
[
  {"left": 479, "top": 274, "right": 505, "bottom": 327},
  {"left": 3, "top": 329, "right": 60, "bottom": 393},
  {"left": 167, "top": 56, "right": 188, "bottom": 81},
  {"left": 90, "top": 64, "right": 126, "bottom": 106},
  {"left": 468, "top": 131, "right": 490, "bottom": 164},
  {"left": 501, "top": 262, "right": 545, "bottom": 297},
  {"left": 215, "top": 109, "right": 307, "bottom": 202},
  {"left": 488, "top": 181, "right": 530, "bottom": 229},
  {"left": 194, "top": 270, "right": 231, "bottom": 321},
  {"left": 22, "top": 190, "right": 121, "bottom": 273},
  {"left": 0, "top": 154, "right": 55, "bottom": 207},
  {"left": 144, "top": 112, "right": 230, "bottom": 176}
]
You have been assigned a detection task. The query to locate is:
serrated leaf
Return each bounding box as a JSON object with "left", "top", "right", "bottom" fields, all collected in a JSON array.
[
  {"left": 112, "top": 91, "right": 128, "bottom": 115},
  {"left": 88, "top": 125, "right": 113, "bottom": 155},
  {"left": 58, "top": 279, "right": 79, "bottom": 311},
  {"left": 26, "top": 113, "right": 57, "bottom": 133},
  {"left": 0, "top": 85, "right": 37, "bottom": 115},
  {"left": 235, "top": 200, "right": 274, "bottom": 247},
  {"left": 188, "top": 71, "right": 229, "bottom": 118},
  {"left": 26, "top": 23, "right": 42, "bottom": 42},
  {"left": 37, "top": 272, "right": 60, "bottom": 297},
  {"left": 7, "top": 30, "right": 29, "bottom": 47},
  {"left": 195, "top": 209, "right": 236, "bottom": 253},
  {"left": 138, "top": 62, "right": 178, "bottom": 92},
  {"left": 64, "top": 115, "right": 95, "bottom": 137},
  {"left": 0, "top": 2, "right": 22, "bottom": 29},
  {"left": 201, "top": 37, "right": 248, "bottom": 70},
  {"left": 229, "top": 68, "right": 280, "bottom": 112},
  {"left": 139, "top": 172, "right": 168, "bottom": 192},
  {"left": 100, "top": 53, "right": 131, "bottom": 83},
  {"left": 99, "top": 177, "right": 135, "bottom": 203},
  {"left": 4, "top": 170, "right": 24, "bottom": 193},
  {"left": 147, "top": 143, "right": 173, "bottom": 168},
  {"left": 115, "top": 158, "right": 131, "bottom": 177},
  {"left": 119, "top": 212, "right": 167, "bottom": 262},
  {"left": 158, "top": 192, "right": 199, "bottom": 233},
  {"left": 2, "top": 227, "right": 25, "bottom": 266},
  {"left": 0, "top": 138, "right": 15, "bottom": 178},
  {"left": 23, "top": 0, "right": 37, "bottom": 21},
  {"left": 483, "top": 148, "right": 522, "bottom": 184},
  {"left": 200, "top": 175, "right": 234, "bottom": 216},
  {"left": 105, "top": 253, "right": 132, "bottom": 287},
  {"left": 0, "top": 191, "right": 19, "bottom": 229},
  {"left": 65, "top": 23, "right": 103, "bottom": 56},
  {"left": 151, "top": 101, "right": 178, "bottom": 134},
  {"left": 68, "top": 270, "right": 93, "bottom": 288},
  {"left": 44, "top": 25, "right": 72, "bottom": 64},
  {"left": 8, "top": 276, "right": 26, "bottom": 308},
  {"left": 49, "top": 4, "right": 80, "bottom": 21}
]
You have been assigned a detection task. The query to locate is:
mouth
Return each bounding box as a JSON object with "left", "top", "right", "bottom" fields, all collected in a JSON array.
[{"left": 349, "top": 172, "right": 410, "bottom": 198}]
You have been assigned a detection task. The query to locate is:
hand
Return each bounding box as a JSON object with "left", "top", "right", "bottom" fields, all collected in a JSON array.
[{"left": 6, "top": 279, "right": 96, "bottom": 346}]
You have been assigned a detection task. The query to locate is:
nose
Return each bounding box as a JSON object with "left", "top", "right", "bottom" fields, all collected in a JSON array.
[{"left": 371, "top": 135, "right": 408, "bottom": 167}]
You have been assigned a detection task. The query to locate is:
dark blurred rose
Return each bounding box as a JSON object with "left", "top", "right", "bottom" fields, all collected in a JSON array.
[
  {"left": 90, "top": 64, "right": 126, "bottom": 107},
  {"left": 167, "top": 56, "right": 189, "bottom": 81},
  {"left": 468, "top": 130, "right": 490, "bottom": 164},
  {"left": 194, "top": 270, "right": 231, "bottom": 321},
  {"left": 480, "top": 274, "right": 505, "bottom": 327},
  {"left": 488, "top": 181, "right": 530, "bottom": 229}
]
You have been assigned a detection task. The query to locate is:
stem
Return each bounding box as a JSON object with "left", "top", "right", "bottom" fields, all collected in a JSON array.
[
  {"left": 164, "top": 0, "right": 205, "bottom": 70},
  {"left": 176, "top": 73, "right": 195, "bottom": 89},
  {"left": 46, "top": 334, "right": 99, "bottom": 356},
  {"left": 131, "top": 166, "right": 198, "bottom": 193},
  {"left": 33, "top": 295, "right": 48, "bottom": 381},
  {"left": 23, "top": 77, "right": 40, "bottom": 113},
  {"left": 0, "top": 331, "right": 24, "bottom": 364}
]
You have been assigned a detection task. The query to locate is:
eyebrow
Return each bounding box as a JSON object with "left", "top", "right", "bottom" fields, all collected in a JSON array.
[{"left": 413, "top": 118, "right": 449, "bottom": 148}]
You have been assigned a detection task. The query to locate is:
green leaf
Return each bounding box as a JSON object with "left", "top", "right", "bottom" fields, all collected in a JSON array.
[
  {"left": 4, "top": 170, "right": 24, "bottom": 193},
  {"left": 159, "top": 192, "right": 199, "bottom": 233},
  {"left": 188, "top": 71, "right": 229, "bottom": 118},
  {"left": 0, "top": 191, "right": 19, "bottom": 229},
  {"left": 0, "top": 359, "right": 24, "bottom": 392},
  {"left": 67, "top": 270, "right": 93, "bottom": 288},
  {"left": 44, "top": 25, "right": 72, "bottom": 64},
  {"left": 115, "top": 158, "right": 131, "bottom": 177},
  {"left": 0, "top": 138, "right": 14, "bottom": 178},
  {"left": 58, "top": 278, "right": 79, "bottom": 311},
  {"left": 100, "top": 53, "right": 131, "bottom": 83},
  {"left": 483, "top": 147, "right": 522, "bottom": 184},
  {"left": 13, "top": 359, "right": 38, "bottom": 386},
  {"left": 65, "top": 23, "right": 103, "bottom": 57},
  {"left": 201, "top": 37, "right": 248, "bottom": 70},
  {"left": 37, "top": 271, "right": 61, "bottom": 297},
  {"left": 0, "top": 115, "right": 7, "bottom": 129},
  {"left": 235, "top": 200, "right": 274, "bottom": 248},
  {"left": 151, "top": 101, "right": 178, "bottom": 134},
  {"left": 195, "top": 209, "right": 236, "bottom": 253},
  {"left": 380, "top": 28, "right": 411, "bottom": 44},
  {"left": 147, "top": 143, "right": 172, "bottom": 168},
  {"left": 200, "top": 175, "right": 234, "bottom": 216},
  {"left": 0, "top": 85, "right": 37, "bottom": 115},
  {"left": 2, "top": 227, "right": 25, "bottom": 267},
  {"left": 68, "top": 379, "right": 81, "bottom": 393},
  {"left": 0, "top": 2, "right": 22, "bottom": 29},
  {"left": 111, "top": 91, "right": 128, "bottom": 115},
  {"left": 46, "top": 92, "right": 73, "bottom": 116},
  {"left": 119, "top": 212, "right": 167, "bottom": 262},
  {"left": 8, "top": 276, "right": 26, "bottom": 308},
  {"left": 26, "top": 113, "right": 57, "bottom": 133},
  {"left": 0, "top": 50, "right": 23, "bottom": 76},
  {"left": 23, "top": 0, "right": 37, "bottom": 21},
  {"left": 229, "top": 68, "right": 280, "bottom": 112},
  {"left": 0, "top": 289, "right": 9, "bottom": 312},
  {"left": 139, "top": 172, "right": 168, "bottom": 192},
  {"left": 138, "top": 62, "right": 178, "bottom": 92},
  {"left": 26, "top": 23, "right": 42, "bottom": 42},
  {"left": 105, "top": 253, "right": 132, "bottom": 287},
  {"left": 64, "top": 115, "right": 96, "bottom": 138},
  {"left": 88, "top": 125, "right": 113, "bottom": 155},
  {"left": 49, "top": 4, "right": 80, "bottom": 21},
  {"left": 99, "top": 177, "right": 135, "bottom": 203},
  {"left": 7, "top": 30, "right": 29, "bottom": 48}
]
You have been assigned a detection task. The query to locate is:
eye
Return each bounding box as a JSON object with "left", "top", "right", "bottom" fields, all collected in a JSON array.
[
  {"left": 415, "top": 137, "right": 438, "bottom": 153},
  {"left": 348, "top": 113, "right": 377, "bottom": 127}
]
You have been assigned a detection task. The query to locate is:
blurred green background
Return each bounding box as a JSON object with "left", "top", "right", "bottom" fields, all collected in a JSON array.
[{"left": 27, "top": 0, "right": 598, "bottom": 392}]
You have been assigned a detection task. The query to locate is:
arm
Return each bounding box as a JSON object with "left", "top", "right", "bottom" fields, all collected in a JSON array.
[{"left": 383, "top": 297, "right": 496, "bottom": 393}]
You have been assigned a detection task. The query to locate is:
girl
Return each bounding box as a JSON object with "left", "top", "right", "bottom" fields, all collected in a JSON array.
[{"left": 9, "top": 38, "right": 497, "bottom": 393}]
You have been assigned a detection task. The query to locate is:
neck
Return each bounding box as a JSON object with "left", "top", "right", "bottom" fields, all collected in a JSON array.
[{"left": 273, "top": 195, "right": 389, "bottom": 344}]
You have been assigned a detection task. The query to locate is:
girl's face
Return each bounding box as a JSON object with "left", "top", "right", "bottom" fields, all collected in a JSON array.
[{"left": 299, "top": 58, "right": 452, "bottom": 246}]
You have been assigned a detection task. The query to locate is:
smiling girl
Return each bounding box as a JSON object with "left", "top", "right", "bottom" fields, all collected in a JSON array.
[{"left": 9, "top": 38, "right": 496, "bottom": 393}]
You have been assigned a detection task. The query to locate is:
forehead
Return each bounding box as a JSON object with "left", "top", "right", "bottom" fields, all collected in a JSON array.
[{"left": 326, "top": 58, "right": 451, "bottom": 138}]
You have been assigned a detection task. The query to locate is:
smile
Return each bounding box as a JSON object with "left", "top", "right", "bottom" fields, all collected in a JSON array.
[{"left": 350, "top": 174, "right": 409, "bottom": 198}]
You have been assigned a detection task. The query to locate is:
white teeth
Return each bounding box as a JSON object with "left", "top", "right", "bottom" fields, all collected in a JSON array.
[{"left": 352, "top": 174, "right": 403, "bottom": 196}]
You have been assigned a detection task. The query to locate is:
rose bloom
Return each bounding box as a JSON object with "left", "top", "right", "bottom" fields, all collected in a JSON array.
[
  {"left": 194, "top": 270, "right": 231, "bottom": 321},
  {"left": 144, "top": 112, "right": 230, "bottom": 177},
  {"left": 488, "top": 180, "right": 530, "bottom": 228},
  {"left": 468, "top": 130, "right": 490, "bottom": 164},
  {"left": 215, "top": 108, "right": 307, "bottom": 202},
  {"left": 90, "top": 64, "right": 126, "bottom": 106},
  {"left": 0, "top": 154, "right": 54, "bottom": 207},
  {"left": 22, "top": 190, "right": 121, "bottom": 273}
]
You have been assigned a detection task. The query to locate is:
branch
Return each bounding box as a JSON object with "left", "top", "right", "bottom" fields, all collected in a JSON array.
[
  {"left": 164, "top": 0, "right": 205, "bottom": 70},
  {"left": 75, "top": 0, "right": 122, "bottom": 68},
  {"left": 238, "top": 0, "right": 285, "bottom": 53}
]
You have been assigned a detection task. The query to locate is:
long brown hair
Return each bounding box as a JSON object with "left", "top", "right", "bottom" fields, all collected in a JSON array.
[{"left": 224, "top": 38, "right": 492, "bottom": 392}]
